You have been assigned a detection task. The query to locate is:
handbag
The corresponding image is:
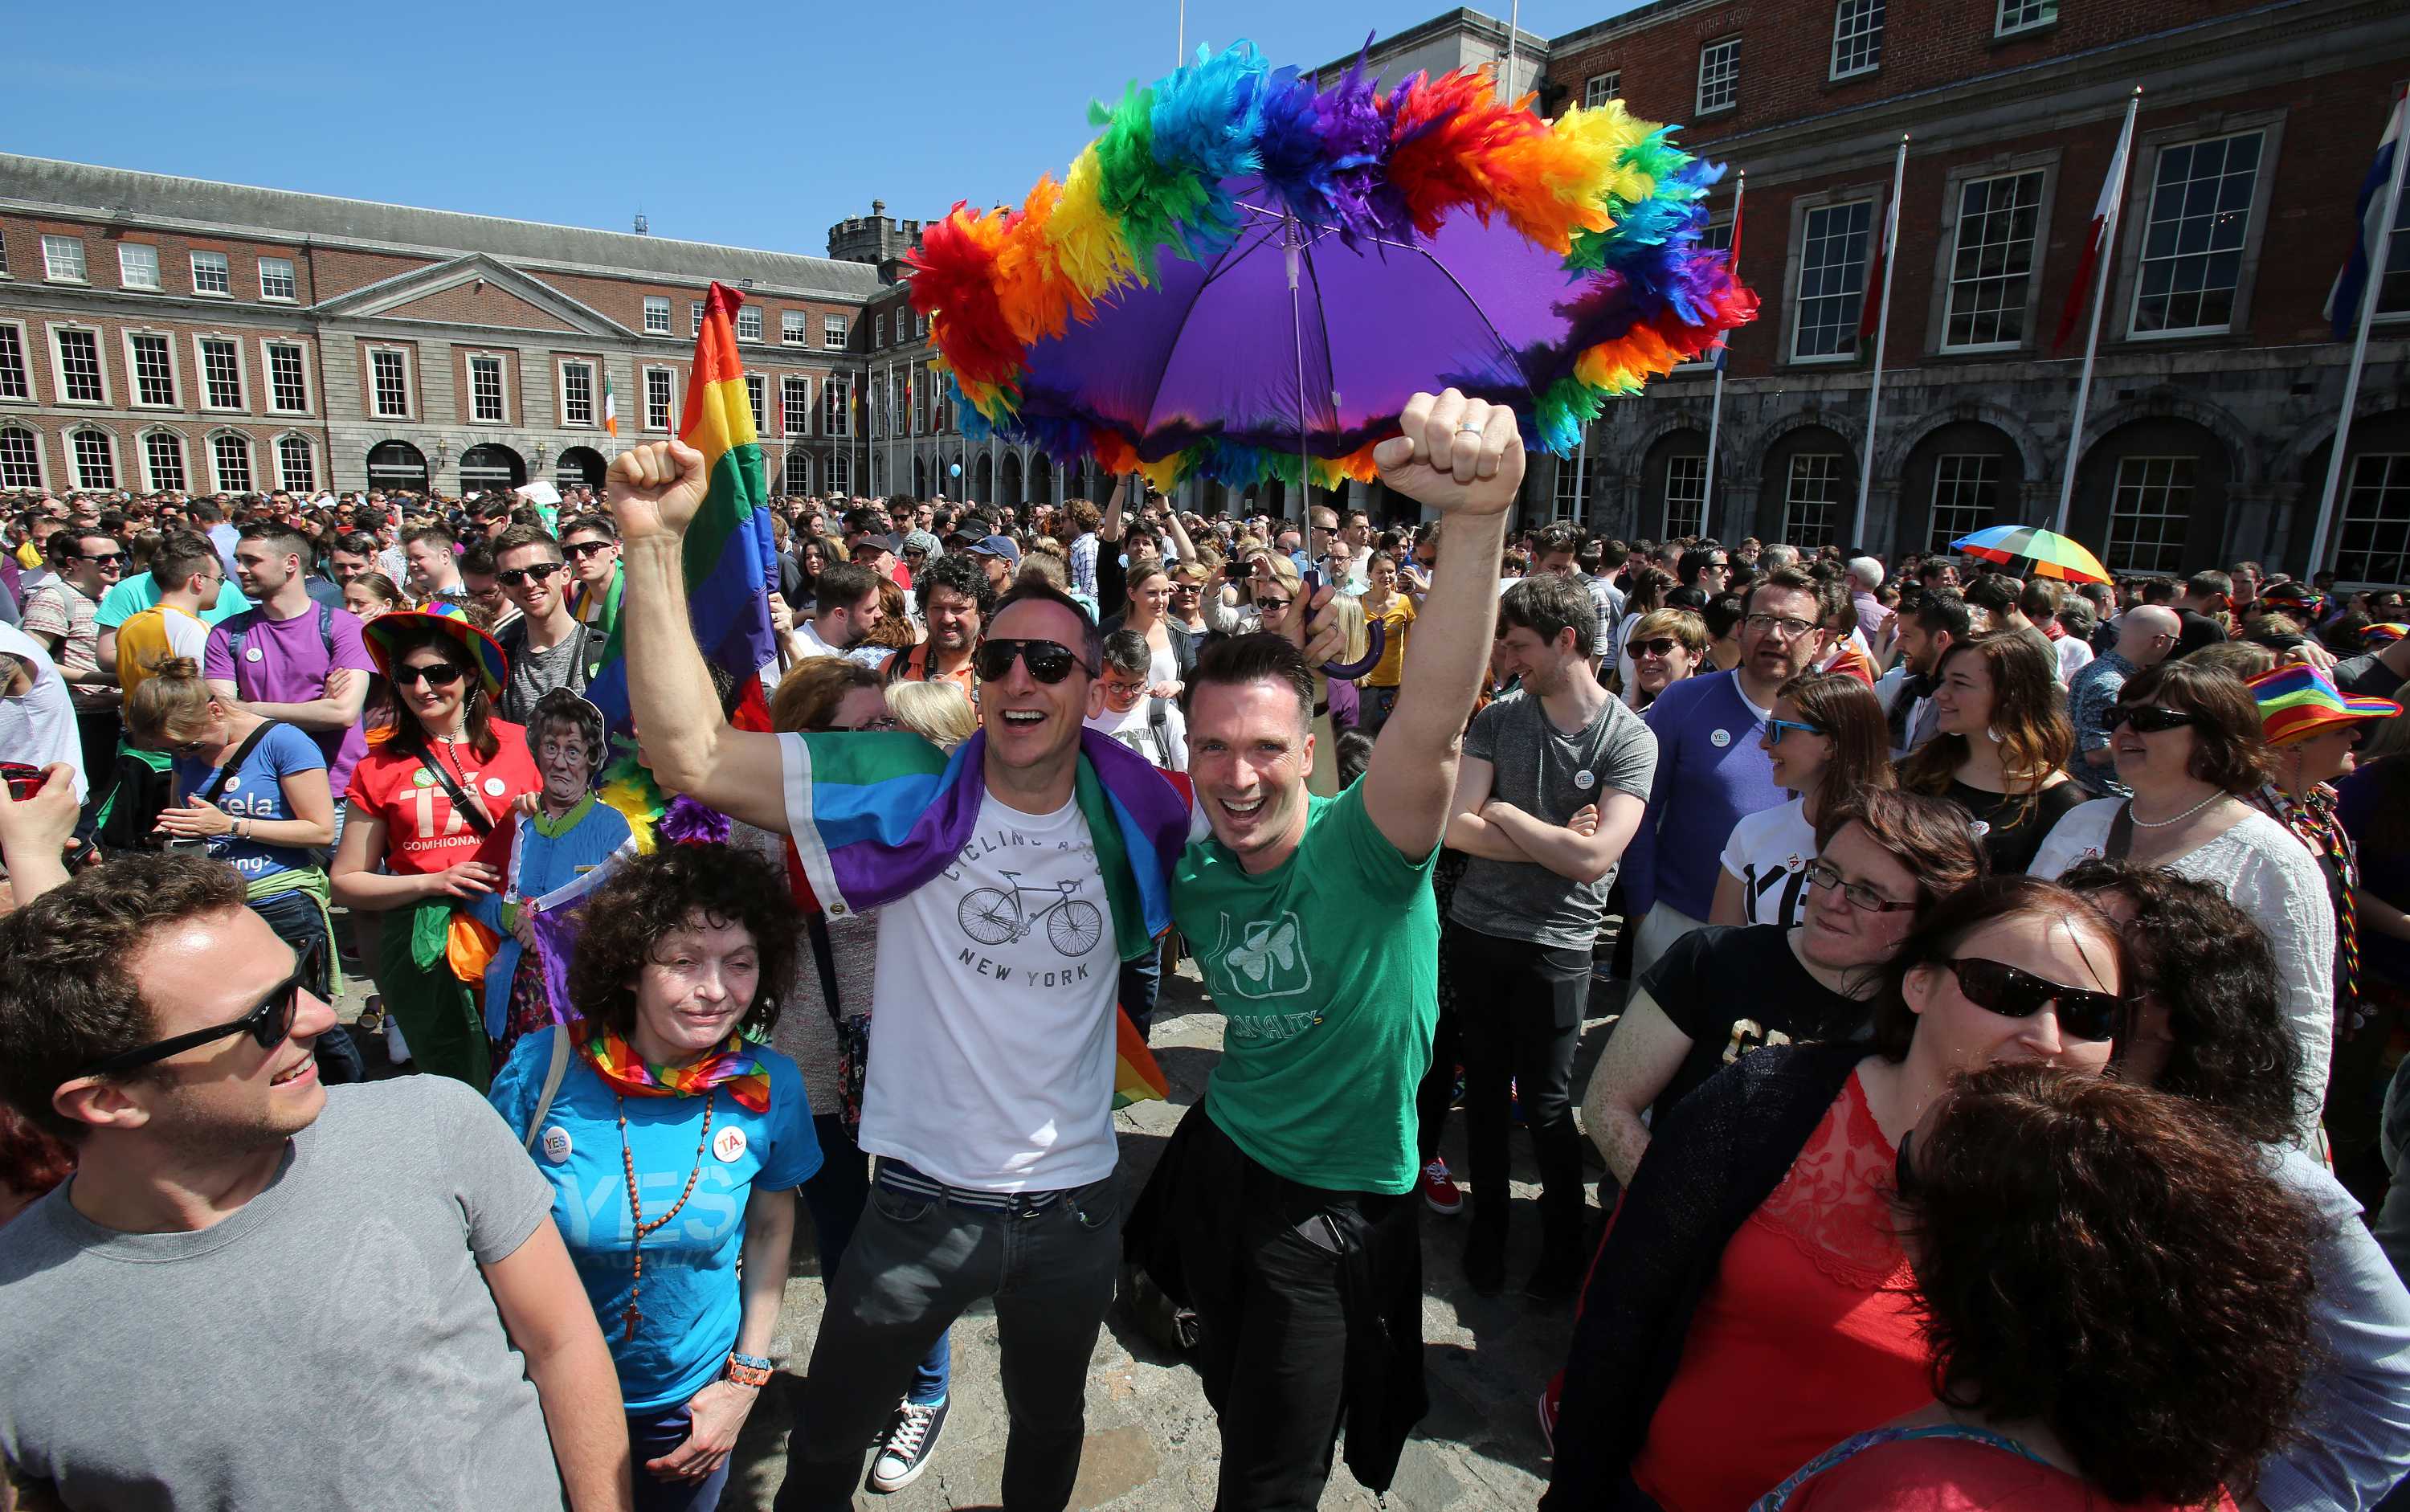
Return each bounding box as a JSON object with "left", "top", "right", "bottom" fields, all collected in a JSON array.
[{"left": 805, "top": 909, "right": 869, "bottom": 1135}]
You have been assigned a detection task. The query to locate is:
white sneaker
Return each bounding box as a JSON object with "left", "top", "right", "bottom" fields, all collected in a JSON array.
[{"left": 867, "top": 1396, "right": 948, "bottom": 1494}]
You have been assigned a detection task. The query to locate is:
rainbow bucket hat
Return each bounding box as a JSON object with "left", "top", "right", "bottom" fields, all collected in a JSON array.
[
  {"left": 2245, "top": 661, "right": 2401, "bottom": 746},
  {"left": 361, "top": 599, "right": 509, "bottom": 699}
]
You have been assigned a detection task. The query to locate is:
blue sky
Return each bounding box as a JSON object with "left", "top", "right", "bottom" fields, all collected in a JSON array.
[{"left": 1, "top": 0, "right": 1647, "bottom": 256}]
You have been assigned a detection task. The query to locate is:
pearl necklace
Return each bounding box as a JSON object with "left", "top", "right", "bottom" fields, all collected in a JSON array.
[{"left": 2130, "top": 789, "right": 2225, "bottom": 829}]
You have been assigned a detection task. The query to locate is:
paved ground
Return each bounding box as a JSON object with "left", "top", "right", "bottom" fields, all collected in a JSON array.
[{"left": 339, "top": 947, "right": 1628, "bottom": 1511}]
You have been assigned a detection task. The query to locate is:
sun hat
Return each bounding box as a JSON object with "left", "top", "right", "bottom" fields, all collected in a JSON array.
[
  {"left": 2245, "top": 661, "right": 2402, "bottom": 746},
  {"left": 361, "top": 599, "right": 509, "bottom": 699},
  {"left": 2366, "top": 622, "right": 2407, "bottom": 648}
]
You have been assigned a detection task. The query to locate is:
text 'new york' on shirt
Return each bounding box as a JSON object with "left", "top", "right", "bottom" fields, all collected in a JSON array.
[{"left": 862, "top": 789, "right": 1124, "bottom": 1193}]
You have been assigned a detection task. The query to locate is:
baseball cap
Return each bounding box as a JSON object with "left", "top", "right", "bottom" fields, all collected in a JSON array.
[{"left": 970, "top": 535, "right": 1023, "bottom": 566}]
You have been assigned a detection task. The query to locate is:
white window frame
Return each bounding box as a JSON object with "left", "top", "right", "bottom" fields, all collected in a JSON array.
[
  {"left": 257, "top": 256, "right": 297, "bottom": 302},
  {"left": 467, "top": 353, "right": 509, "bottom": 424},
  {"left": 2106, "top": 456, "right": 2195, "bottom": 575},
  {"left": 1995, "top": 0, "right": 2057, "bottom": 37},
  {"left": 745, "top": 374, "right": 766, "bottom": 433},
  {"left": 558, "top": 358, "right": 597, "bottom": 427},
  {"left": 366, "top": 345, "right": 414, "bottom": 420},
  {"left": 1584, "top": 72, "right": 1620, "bottom": 109},
  {"left": 782, "top": 375, "right": 811, "bottom": 437},
  {"left": 736, "top": 305, "right": 764, "bottom": 343},
  {"left": 1664, "top": 453, "right": 1708, "bottom": 537},
  {"left": 2122, "top": 125, "right": 2276, "bottom": 343},
  {"left": 823, "top": 315, "right": 848, "bottom": 350},
  {"left": 690, "top": 301, "right": 704, "bottom": 337},
  {"left": 643, "top": 365, "right": 675, "bottom": 432},
  {"left": 782, "top": 448, "right": 813, "bottom": 495},
  {"left": 1831, "top": 0, "right": 1883, "bottom": 80},
  {"left": 643, "top": 296, "right": 672, "bottom": 334},
  {"left": 41, "top": 235, "right": 87, "bottom": 284},
  {"left": 1783, "top": 453, "right": 1844, "bottom": 549},
  {"left": 209, "top": 430, "right": 255, "bottom": 494},
  {"left": 1938, "top": 166, "right": 2049, "bottom": 354},
  {"left": 274, "top": 432, "right": 317, "bottom": 493},
  {"left": 139, "top": 427, "right": 188, "bottom": 492},
  {"left": 2376, "top": 174, "right": 2410, "bottom": 327},
  {"left": 48, "top": 324, "right": 110, "bottom": 407},
  {"left": 190, "top": 250, "right": 231, "bottom": 297},
  {"left": 2330, "top": 452, "right": 2410, "bottom": 585},
  {"left": 876, "top": 314, "right": 888, "bottom": 349},
  {"left": 116, "top": 242, "right": 161, "bottom": 292},
  {"left": 827, "top": 451, "right": 851, "bottom": 495},
  {"left": 782, "top": 309, "right": 808, "bottom": 345},
  {"left": 1697, "top": 37, "right": 1740, "bottom": 115},
  {"left": 0, "top": 321, "right": 31, "bottom": 403},
  {"left": 124, "top": 330, "right": 179, "bottom": 410},
  {"left": 1927, "top": 454, "right": 2002, "bottom": 553},
  {"left": 192, "top": 334, "right": 246, "bottom": 413},
  {"left": 0, "top": 426, "right": 49, "bottom": 491},
  {"left": 261, "top": 340, "right": 312, "bottom": 415},
  {"left": 0, "top": 233, "right": 11, "bottom": 280},
  {"left": 823, "top": 375, "right": 852, "bottom": 438},
  {"left": 1788, "top": 197, "right": 1874, "bottom": 364},
  {"left": 69, "top": 427, "right": 116, "bottom": 491}
]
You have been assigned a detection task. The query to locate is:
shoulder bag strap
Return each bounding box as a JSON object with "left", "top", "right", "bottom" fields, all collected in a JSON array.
[
  {"left": 412, "top": 745, "right": 496, "bottom": 836},
  {"left": 200, "top": 720, "right": 281, "bottom": 806},
  {"left": 521, "top": 1027, "right": 573, "bottom": 1151},
  {"left": 805, "top": 909, "right": 844, "bottom": 1027},
  {"left": 2103, "top": 800, "right": 2136, "bottom": 861}
]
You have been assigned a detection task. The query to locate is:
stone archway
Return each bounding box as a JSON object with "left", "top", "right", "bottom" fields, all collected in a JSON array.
[
  {"left": 1898, "top": 421, "right": 2026, "bottom": 560},
  {"left": 555, "top": 445, "right": 607, "bottom": 490},
  {"left": 1755, "top": 423, "right": 1859, "bottom": 550},
  {"left": 2069, "top": 416, "right": 2236, "bottom": 577},
  {"left": 458, "top": 443, "right": 525, "bottom": 492},
  {"left": 366, "top": 439, "right": 428, "bottom": 493},
  {"left": 999, "top": 452, "right": 1023, "bottom": 509}
]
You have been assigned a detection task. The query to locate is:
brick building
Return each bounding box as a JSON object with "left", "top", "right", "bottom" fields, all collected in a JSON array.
[{"left": 1332, "top": 0, "right": 2410, "bottom": 582}]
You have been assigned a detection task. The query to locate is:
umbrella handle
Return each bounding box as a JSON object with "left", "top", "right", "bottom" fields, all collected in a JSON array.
[{"left": 1301, "top": 569, "right": 1387, "bottom": 680}]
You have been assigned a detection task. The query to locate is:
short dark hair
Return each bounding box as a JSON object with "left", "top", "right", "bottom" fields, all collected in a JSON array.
[
  {"left": 2115, "top": 660, "right": 2274, "bottom": 793},
  {"left": 559, "top": 513, "right": 616, "bottom": 543},
  {"left": 2139, "top": 578, "right": 2179, "bottom": 604},
  {"left": 150, "top": 529, "right": 220, "bottom": 592},
  {"left": 332, "top": 530, "right": 380, "bottom": 559},
  {"left": 991, "top": 579, "right": 1104, "bottom": 675},
  {"left": 1498, "top": 572, "right": 1598, "bottom": 656},
  {"left": 914, "top": 550, "right": 994, "bottom": 619},
  {"left": 1101, "top": 628, "right": 1152, "bottom": 677},
  {"left": 2187, "top": 570, "right": 2234, "bottom": 603},
  {"left": 1904, "top": 1065, "right": 2319, "bottom": 1506},
  {"left": 1334, "top": 729, "right": 1375, "bottom": 788},
  {"left": 1963, "top": 572, "right": 2020, "bottom": 615},
  {"left": 401, "top": 523, "right": 456, "bottom": 551},
  {"left": 566, "top": 841, "right": 798, "bottom": 1041},
  {"left": 235, "top": 518, "right": 310, "bottom": 562},
  {"left": 1183, "top": 631, "right": 1313, "bottom": 729},
  {"left": 813, "top": 560, "right": 881, "bottom": 617},
  {"left": 1701, "top": 592, "right": 1746, "bottom": 641},
  {"left": 459, "top": 541, "right": 499, "bottom": 577},
  {"left": 0, "top": 855, "right": 249, "bottom": 1142},
  {"left": 1912, "top": 587, "right": 1973, "bottom": 642},
  {"left": 1868, "top": 876, "right": 2120, "bottom": 1061},
  {"left": 1535, "top": 525, "right": 1579, "bottom": 559},
  {"left": 492, "top": 524, "right": 561, "bottom": 562}
]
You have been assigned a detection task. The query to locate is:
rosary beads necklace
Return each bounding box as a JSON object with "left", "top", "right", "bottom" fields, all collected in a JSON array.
[{"left": 616, "top": 1089, "right": 715, "bottom": 1340}]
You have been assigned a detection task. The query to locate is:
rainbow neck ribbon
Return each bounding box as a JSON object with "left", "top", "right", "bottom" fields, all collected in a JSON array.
[{"left": 579, "top": 1024, "right": 772, "bottom": 1114}]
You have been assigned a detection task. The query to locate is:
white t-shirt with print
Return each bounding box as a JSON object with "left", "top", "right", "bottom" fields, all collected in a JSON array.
[
  {"left": 1718, "top": 795, "right": 1820, "bottom": 928},
  {"left": 856, "top": 789, "right": 1122, "bottom": 1191},
  {"left": 1084, "top": 697, "right": 1187, "bottom": 771}
]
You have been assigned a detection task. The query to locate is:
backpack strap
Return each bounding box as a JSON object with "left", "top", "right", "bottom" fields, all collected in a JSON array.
[{"left": 314, "top": 600, "right": 337, "bottom": 657}]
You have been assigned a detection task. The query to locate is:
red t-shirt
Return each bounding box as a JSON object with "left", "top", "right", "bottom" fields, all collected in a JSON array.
[
  {"left": 345, "top": 723, "right": 540, "bottom": 876},
  {"left": 1786, "top": 1433, "right": 2240, "bottom": 1511},
  {"left": 1633, "top": 1070, "right": 1932, "bottom": 1510}
]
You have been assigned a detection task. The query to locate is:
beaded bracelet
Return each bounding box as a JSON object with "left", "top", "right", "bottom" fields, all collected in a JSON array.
[{"left": 724, "top": 1353, "right": 773, "bottom": 1389}]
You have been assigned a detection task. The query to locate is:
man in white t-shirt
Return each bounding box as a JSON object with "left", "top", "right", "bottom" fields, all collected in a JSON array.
[
  {"left": 787, "top": 560, "right": 884, "bottom": 661},
  {"left": 0, "top": 622, "right": 87, "bottom": 801}
]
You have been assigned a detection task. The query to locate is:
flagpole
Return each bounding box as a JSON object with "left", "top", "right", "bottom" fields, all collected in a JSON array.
[
  {"left": 1500, "top": 0, "right": 1520, "bottom": 104},
  {"left": 1704, "top": 170, "right": 1743, "bottom": 541},
  {"left": 2307, "top": 88, "right": 2410, "bottom": 581},
  {"left": 2057, "top": 88, "right": 2142, "bottom": 533},
  {"left": 1853, "top": 135, "right": 1908, "bottom": 551}
]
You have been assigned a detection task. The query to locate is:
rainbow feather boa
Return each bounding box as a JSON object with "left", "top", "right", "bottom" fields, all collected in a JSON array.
[{"left": 909, "top": 40, "right": 1756, "bottom": 490}]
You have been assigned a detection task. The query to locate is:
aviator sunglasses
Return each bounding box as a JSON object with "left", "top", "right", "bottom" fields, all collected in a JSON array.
[
  {"left": 1945, "top": 955, "right": 2122, "bottom": 1042},
  {"left": 972, "top": 638, "right": 1091, "bottom": 684}
]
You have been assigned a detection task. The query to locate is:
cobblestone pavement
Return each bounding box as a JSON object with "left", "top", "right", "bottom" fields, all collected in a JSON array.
[{"left": 339, "top": 950, "right": 1625, "bottom": 1510}]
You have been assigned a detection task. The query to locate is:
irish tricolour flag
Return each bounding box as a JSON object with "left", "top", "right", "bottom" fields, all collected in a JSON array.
[{"left": 602, "top": 374, "right": 618, "bottom": 438}]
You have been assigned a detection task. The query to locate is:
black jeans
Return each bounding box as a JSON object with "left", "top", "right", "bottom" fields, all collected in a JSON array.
[
  {"left": 1446, "top": 922, "right": 1590, "bottom": 1253},
  {"left": 795, "top": 1114, "right": 951, "bottom": 1406},
  {"left": 772, "top": 1161, "right": 1122, "bottom": 1512}
]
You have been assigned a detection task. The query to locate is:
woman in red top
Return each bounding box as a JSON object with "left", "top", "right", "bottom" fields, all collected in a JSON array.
[
  {"left": 1548, "top": 877, "right": 2127, "bottom": 1512},
  {"left": 332, "top": 602, "right": 537, "bottom": 1091},
  {"left": 1760, "top": 1065, "right": 2320, "bottom": 1510}
]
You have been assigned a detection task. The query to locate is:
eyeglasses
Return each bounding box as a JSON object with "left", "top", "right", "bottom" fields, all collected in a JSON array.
[
  {"left": 1744, "top": 613, "right": 1819, "bottom": 640},
  {"left": 497, "top": 562, "right": 564, "bottom": 589},
  {"left": 1767, "top": 717, "right": 1827, "bottom": 745},
  {"left": 972, "top": 637, "right": 1089, "bottom": 684},
  {"left": 1803, "top": 860, "right": 1915, "bottom": 913},
  {"left": 2106, "top": 705, "right": 2196, "bottom": 734},
  {"left": 563, "top": 540, "right": 615, "bottom": 559},
  {"left": 74, "top": 938, "right": 321, "bottom": 1080},
  {"left": 1946, "top": 956, "right": 2122, "bottom": 1043},
  {"left": 831, "top": 716, "right": 901, "bottom": 732},
  {"left": 394, "top": 661, "right": 468, "bottom": 689},
  {"left": 1632, "top": 637, "right": 1685, "bottom": 659}
]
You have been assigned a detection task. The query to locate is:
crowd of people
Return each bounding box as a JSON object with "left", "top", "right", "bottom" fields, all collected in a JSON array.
[{"left": 2, "top": 390, "right": 2409, "bottom": 1512}]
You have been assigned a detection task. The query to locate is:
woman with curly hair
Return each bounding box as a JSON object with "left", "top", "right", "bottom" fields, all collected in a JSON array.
[
  {"left": 489, "top": 840, "right": 818, "bottom": 1512},
  {"left": 1758, "top": 1065, "right": 2321, "bottom": 1510},
  {"left": 1900, "top": 631, "right": 2086, "bottom": 873}
]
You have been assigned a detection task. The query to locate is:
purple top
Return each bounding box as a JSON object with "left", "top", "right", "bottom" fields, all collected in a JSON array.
[
  {"left": 1622, "top": 670, "right": 1785, "bottom": 921},
  {"left": 204, "top": 604, "right": 378, "bottom": 799}
]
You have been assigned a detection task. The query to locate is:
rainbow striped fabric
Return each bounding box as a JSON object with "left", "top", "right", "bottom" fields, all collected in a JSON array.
[
  {"left": 2246, "top": 661, "right": 2403, "bottom": 746},
  {"left": 590, "top": 280, "right": 782, "bottom": 847},
  {"left": 578, "top": 1024, "right": 774, "bottom": 1114}
]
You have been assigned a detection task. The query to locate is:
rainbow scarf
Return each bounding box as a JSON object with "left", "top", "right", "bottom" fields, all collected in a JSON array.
[
  {"left": 590, "top": 280, "right": 782, "bottom": 849},
  {"left": 578, "top": 1023, "right": 773, "bottom": 1114}
]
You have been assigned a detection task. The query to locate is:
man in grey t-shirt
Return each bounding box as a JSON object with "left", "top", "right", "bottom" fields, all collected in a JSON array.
[
  {"left": 0, "top": 856, "right": 631, "bottom": 1511},
  {"left": 1437, "top": 574, "right": 1656, "bottom": 1301}
]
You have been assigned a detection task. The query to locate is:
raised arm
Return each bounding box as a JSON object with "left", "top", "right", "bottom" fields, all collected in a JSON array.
[
  {"left": 1165, "top": 509, "right": 1199, "bottom": 566},
  {"left": 1360, "top": 390, "right": 1517, "bottom": 859},
  {"left": 607, "top": 441, "right": 789, "bottom": 833}
]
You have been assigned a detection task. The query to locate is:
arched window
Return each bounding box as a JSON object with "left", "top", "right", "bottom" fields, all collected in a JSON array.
[
  {"left": 142, "top": 430, "right": 188, "bottom": 492},
  {"left": 70, "top": 428, "right": 116, "bottom": 491},
  {"left": 275, "top": 434, "right": 316, "bottom": 493},
  {"left": 0, "top": 427, "right": 43, "bottom": 491},
  {"left": 782, "top": 449, "right": 813, "bottom": 496},
  {"left": 210, "top": 432, "right": 254, "bottom": 493}
]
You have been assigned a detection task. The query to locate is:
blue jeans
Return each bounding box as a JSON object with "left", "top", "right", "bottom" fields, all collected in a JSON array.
[
  {"left": 248, "top": 881, "right": 363, "bottom": 1085},
  {"left": 799, "top": 1114, "right": 950, "bottom": 1404},
  {"left": 626, "top": 1402, "right": 732, "bottom": 1512}
]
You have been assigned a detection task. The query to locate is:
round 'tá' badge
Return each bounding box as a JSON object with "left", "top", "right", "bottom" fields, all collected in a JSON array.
[{"left": 713, "top": 1126, "right": 749, "bottom": 1163}]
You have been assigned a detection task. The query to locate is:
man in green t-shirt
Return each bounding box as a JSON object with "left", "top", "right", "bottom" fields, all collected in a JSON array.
[{"left": 1146, "top": 389, "right": 1517, "bottom": 1507}]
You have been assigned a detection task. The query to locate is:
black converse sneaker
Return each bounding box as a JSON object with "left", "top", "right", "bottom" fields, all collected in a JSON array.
[{"left": 867, "top": 1396, "right": 949, "bottom": 1494}]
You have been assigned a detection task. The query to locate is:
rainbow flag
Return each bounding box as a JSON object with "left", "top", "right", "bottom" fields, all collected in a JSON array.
[{"left": 590, "top": 281, "right": 781, "bottom": 845}]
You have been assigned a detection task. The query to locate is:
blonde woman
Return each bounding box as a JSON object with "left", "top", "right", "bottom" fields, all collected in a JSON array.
[{"left": 888, "top": 680, "right": 977, "bottom": 751}]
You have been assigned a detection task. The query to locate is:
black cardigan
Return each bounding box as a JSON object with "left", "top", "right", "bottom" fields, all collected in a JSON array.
[{"left": 1542, "top": 1040, "right": 1868, "bottom": 1510}]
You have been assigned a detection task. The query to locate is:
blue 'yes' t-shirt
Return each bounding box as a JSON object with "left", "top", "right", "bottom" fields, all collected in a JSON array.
[
  {"left": 488, "top": 1028, "right": 820, "bottom": 1412},
  {"left": 172, "top": 721, "right": 327, "bottom": 881}
]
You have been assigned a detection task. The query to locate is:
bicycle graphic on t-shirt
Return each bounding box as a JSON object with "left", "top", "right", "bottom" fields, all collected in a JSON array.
[{"left": 958, "top": 872, "right": 1105, "bottom": 958}]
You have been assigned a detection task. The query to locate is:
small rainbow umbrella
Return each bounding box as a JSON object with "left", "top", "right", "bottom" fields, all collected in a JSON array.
[{"left": 1949, "top": 525, "right": 2112, "bottom": 584}]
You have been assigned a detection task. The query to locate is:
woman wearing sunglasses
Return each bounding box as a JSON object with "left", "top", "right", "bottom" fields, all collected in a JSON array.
[
  {"left": 1620, "top": 607, "right": 1708, "bottom": 711},
  {"left": 2028, "top": 660, "right": 2336, "bottom": 1144},
  {"left": 332, "top": 603, "right": 539, "bottom": 1089},
  {"left": 1711, "top": 672, "right": 1895, "bottom": 929},
  {"left": 1550, "top": 875, "right": 2125, "bottom": 1511},
  {"left": 1354, "top": 551, "right": 1415, "bottom": 734},
  {"left": 1757, "top": 1065, "right": 2319, "bottom": 1512},
  {"left": 490, "top": 840, "right": 817, "bottom": 1512},
  {"left": 1900, "top": 631, "right": 2087, "bottom": 875}
]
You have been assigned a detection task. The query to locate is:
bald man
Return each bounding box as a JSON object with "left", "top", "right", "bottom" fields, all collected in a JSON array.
[{"left": 2066, "top": 603, "right": 2180, "bottom": 799}]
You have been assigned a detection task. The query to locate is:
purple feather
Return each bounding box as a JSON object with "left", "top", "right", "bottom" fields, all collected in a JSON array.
[{"left": 659, "top": 795, "right": 732, "bottom": 846}]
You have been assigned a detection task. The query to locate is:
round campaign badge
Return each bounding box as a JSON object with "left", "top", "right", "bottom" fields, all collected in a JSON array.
[
  {"left": 222, "top": 776, "right": 240, "bottom": 793},
  {"left": 1968, "top": 819, "right": 1991, "bottom": 840},
  {"left": 713, "top": 1126, "right": 749, "bottom": 1163},
  {"left": 484, "top": 777, "right": 506, "bottom": 796},
  {"left": 1785, "top": 853, "right": 1805, "bottom": 872},
  {"left": 1710, "top": 728, "right": 1732, "bottom": 748},
  {"left": 412, "top": 769, "right": 436, "bottom": 788},
  {"left": 540, "top": 1126, "right": 573, "bottom": 1163},
  {"left": 244, "top": 646, "right": 263, "bottom": 663},
  {"left": 1574, "top": 770, "right": 1597, "bottom": 791}
]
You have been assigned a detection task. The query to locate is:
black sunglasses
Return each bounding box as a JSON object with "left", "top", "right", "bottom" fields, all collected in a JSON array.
[
  {"left": 497, "top": 562, "right": 563, "bottom": 589},
  {"left": 1632, "top": 637, "right": 1685, "bottom": 658},
  {"left": 75, "top": 938, "right": 321, "bottom": 1080},
  {"left": 973, "top": 638, "right": 1089, "bottom": 684},
  {"left": 71, "top": 550, "right": 129, "bottom": 566},
  {"left": 2107, "top": 705, "right": 2196, "bottom": 734},
  {"left": 1946, "top": 956, "right": 2122, "bottom": 1042},
  {"left": 563, "top": 539, "right": 615, "bottom": 559},
  {"left": 394, "top": 661, "right": 468, "bottom": 689}
]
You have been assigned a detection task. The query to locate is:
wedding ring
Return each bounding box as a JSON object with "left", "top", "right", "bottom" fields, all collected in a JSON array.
[{"left": 1456, "top": 421, "right": 1484, "bottom": 435}]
